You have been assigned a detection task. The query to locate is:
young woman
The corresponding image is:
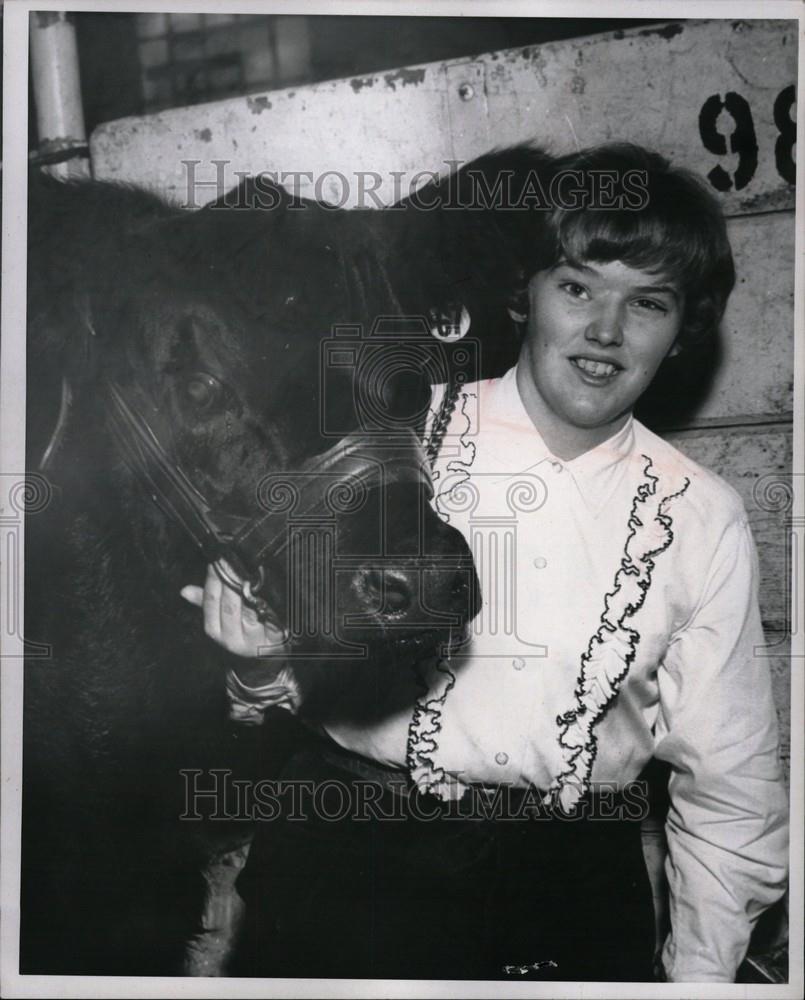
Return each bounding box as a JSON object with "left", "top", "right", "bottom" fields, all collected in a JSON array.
[{"left": 182, "top": 144, "right": 788, "bottom": 982}]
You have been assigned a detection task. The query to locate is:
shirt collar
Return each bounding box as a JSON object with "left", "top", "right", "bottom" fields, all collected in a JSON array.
[{"left": 483, "top": 366, "right": 636, "bottom": 518}]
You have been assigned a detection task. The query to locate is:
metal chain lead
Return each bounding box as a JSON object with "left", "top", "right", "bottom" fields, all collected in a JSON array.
[{"left": 425, "top": 377, "right": 461, "bottom": 470}]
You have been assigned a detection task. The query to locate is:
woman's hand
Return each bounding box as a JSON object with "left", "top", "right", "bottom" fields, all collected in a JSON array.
[
  {"left": 182, "top": 562, "right": 299, "bottom": 716},
  {"left": 181, "top": 562, "right": 289, "bottom": 661}
]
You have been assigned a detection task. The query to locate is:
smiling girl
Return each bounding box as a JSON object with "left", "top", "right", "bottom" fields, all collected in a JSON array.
[{"left": 183, "top": 144, "right": 788, "bottom": 983}]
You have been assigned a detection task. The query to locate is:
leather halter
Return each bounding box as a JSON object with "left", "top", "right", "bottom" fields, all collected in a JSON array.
[
  {"left": 103, "top": 381, "right": 435, "bottom": 628},
  {"left": 35, "top": 294, "right": 464, "bottom": 631}
]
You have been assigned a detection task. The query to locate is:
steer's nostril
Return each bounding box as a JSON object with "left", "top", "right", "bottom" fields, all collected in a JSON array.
[
  {"left": 361, "top": 569, "right": 412, "bottom": 615},
  {"left": 384, "top": 579, "right": 411, "bottom": 614}
]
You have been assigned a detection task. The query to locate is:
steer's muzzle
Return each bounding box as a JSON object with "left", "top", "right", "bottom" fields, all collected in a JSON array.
[
  {"left": 103, "top": 381, "right": 479, "bottom": 658},
  {"left": 231, "top": 432, "right": 480, "bottom": 660},
  {"left": 348, "top": 491, "right": 480, "bottom": 627}
]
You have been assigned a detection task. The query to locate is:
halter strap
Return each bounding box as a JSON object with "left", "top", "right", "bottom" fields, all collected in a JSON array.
[{"left": 102, "top": 380, "right": 435, "bottom": 622}]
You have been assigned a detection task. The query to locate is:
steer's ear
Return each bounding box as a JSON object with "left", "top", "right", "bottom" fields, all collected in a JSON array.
[
  {"left": 386, "top": 145, "right": 557, "bottom": 380},
  {"left": 27, "top": 167, "right": 169, "bottom": 366},
  {"left": 202, "top": 174, "right": 299, "bottom": 212},
  {"left": 28, "top": 187, "right": 98, "bottom": 383},
  {"left": 166, "top": 172, "right": 306, "bottom": 270},
  {"left": 26, "top": 169, "right": 170, "bottom": 473}
]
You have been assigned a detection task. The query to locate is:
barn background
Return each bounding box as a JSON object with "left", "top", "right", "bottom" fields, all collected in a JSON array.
[{"left": 28, "top": 8, "right": 796, "bottom": 976}]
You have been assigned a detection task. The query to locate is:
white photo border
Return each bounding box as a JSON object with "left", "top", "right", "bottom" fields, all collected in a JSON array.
[{"left": 2, "top": 2, "right": 803, "bottom": 998}]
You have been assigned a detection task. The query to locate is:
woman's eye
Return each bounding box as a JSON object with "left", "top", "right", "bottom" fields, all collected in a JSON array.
[
  {"left": 633, "top": 298, "right": 668, "bottom": 313},
  {"left": 559, "top": 281, "right": 589, "bottom": 299},
  {"left": 181, "top": 372, "right": 224, "bottom": 415}
]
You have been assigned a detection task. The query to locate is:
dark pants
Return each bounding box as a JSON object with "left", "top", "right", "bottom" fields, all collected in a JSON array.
[{"left": 233, "top": 740, "right": 656, "bottom": 982}]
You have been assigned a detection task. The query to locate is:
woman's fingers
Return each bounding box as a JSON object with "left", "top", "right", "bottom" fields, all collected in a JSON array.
[
  {"left": 219, "top": 572, "right": 243, "bottom": 629},
  {"left": 181, "top": 562, "right": 287, "bottom": 659},
  {"left": 221, "top": 592, "right": 254, "bottom": 654},
  {"left": 180, "top": 585, "right": 203, "bottom": 607},
  {"left": 180, "top": 566, "right": 225, "bottom": 643},
  {"left": 259, "top": 618, "right": 289, "bottom": 651},
  {"left": 203, "top": 562, "right": 225, "bottom": 641},
  {"left": 214, "top": 561, "right": 254, "bottom": 654},
  {"left": 214, "top": 561, "right": 284, "bottom": 654}
]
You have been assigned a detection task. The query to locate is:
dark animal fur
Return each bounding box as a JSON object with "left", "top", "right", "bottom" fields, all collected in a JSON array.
[{"left": 22, "top": 147, "right": 555, "bottom": 974}]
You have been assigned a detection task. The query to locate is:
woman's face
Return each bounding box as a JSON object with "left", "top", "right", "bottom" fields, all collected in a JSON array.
[{"left": 516, "top": 258, "right": 684, "bottom": 457}]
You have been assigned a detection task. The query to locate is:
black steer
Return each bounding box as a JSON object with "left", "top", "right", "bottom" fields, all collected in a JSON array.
[{"left": 21, "top": 146, "right": 554, "bottom": 974}]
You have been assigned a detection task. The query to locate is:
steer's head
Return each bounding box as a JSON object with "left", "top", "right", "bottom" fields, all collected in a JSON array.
[{"left": 28, "top": 171, "right": 481, "bottom": 680}]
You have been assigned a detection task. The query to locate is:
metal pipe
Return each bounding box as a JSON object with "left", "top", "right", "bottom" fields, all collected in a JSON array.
[{"left": 29, "top": 11, "right": 90, "bottom": 178}]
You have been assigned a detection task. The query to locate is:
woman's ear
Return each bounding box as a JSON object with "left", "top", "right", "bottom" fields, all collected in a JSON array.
[
  {"left": 507, "top": 305, "right": 528, "bottom": 324},
  {"left": 667, "top": 340, "right": 683, "bottom": 359}
]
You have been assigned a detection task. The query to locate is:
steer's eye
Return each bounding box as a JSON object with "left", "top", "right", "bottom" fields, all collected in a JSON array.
[{"left": 180, "top": 372, "right": 225, "bottom": 416}]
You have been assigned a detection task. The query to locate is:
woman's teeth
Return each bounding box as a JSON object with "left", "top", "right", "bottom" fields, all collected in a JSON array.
[{"left": 573, "top": 358, "right": 619, "bottom": 377}]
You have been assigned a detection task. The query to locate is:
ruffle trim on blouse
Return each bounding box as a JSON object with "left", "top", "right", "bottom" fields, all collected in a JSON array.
[
  {"left": 546, "top": 456, "right": 690, "bottom": 812},
  {"left": 405, "top": 658, "right": 467, "bottom": 801},
  {"left": 432, "top": 390, "right": 477, "bottom": 526}
]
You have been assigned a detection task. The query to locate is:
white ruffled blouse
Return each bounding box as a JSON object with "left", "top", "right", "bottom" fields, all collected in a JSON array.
[{"left": 227, "top": 365, "right": 788, "bottom": 983}]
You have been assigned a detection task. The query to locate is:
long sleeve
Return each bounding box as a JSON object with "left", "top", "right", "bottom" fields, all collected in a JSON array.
[
  {"left": 654, "top": 512, "right": 788, "bottom": 982},
  {"left": 225, "top": 664, "right": 301, "bottom": 725}
]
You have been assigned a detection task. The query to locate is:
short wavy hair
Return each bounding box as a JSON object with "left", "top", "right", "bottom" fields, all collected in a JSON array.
[{"left": 520, "top": 143, "right": 736, "bottom": 352}]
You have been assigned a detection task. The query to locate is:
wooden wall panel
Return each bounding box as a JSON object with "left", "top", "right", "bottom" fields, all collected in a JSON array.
[
  {"left": 91, "top": 65, "right": 455, "bottom": 207},
  {"left": 717, "top": 213, "right": 795, "bottom": 422},
  {"left": 92, "top": 18, "right": 797, "bottom": 216},
  {"left": 477, "top": 19, "right": 797, "bottom": 216}
]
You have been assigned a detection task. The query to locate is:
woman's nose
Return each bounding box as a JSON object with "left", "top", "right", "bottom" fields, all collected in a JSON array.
[{"left": 585, "top": 302, "right": 625, "bottom": 347}]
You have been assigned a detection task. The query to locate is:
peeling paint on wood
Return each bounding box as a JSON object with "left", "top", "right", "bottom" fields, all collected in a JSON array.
[
  {"left": 384, "top": 67, "right": 427, "bottom": 90},
  {"left": 479, "top": 20, "right": 795, "bottom": 214},
  {"left": 246, "top": 95, "right": 272, "bottom": 114},
  {"left": 91, "top": 18, "right": 796, "bottom": 218},
  {"left": 639, "top": 23, "right": 684, "bottom": 40},
  {"left": 711, "top": 212, "right": 795, "bottom": 422},
  {"left": 349, "top": 76, "right": 374, "bottom": 93}
]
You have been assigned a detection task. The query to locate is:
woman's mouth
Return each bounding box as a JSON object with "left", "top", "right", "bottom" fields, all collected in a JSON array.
[{"left": 570, "top": 356, "right": 622, "bottom": 382}]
